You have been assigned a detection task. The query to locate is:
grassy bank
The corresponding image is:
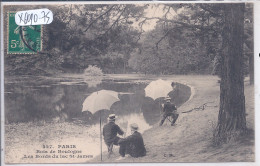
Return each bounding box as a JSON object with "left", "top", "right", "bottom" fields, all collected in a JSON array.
[{"left": 92, "top": 75, "right": 254, "bottom": 163}]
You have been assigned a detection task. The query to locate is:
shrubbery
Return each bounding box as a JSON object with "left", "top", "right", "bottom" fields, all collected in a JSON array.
[{"left": 84, "top": 65, "right": 103, "bottom": 76}]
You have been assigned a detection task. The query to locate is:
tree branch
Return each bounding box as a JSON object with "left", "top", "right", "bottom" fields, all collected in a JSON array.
[
  {"left": 199, "top": 4, "right": 222, "bottom": 17},
  {"left": 102, "top": 6, "right": 127, "bottom": 35},
  {"left": 84, "top": 5, "right": 115, "bottom": 32},
  {"left": 155, "top": 29, "right": 171, "bottom": 49}
]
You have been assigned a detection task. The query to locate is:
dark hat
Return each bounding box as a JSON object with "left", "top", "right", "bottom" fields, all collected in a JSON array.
[
  {"left": 130, "top": 123, "right": 139, "bottom": 130},
  {"left": 107, "top": 114, "right": 117, "bottom": 121}
]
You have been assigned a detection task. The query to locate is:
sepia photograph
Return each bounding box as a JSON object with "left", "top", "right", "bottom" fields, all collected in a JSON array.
[{"left": 1, "top": 1, "right": 257, "bottom": 164}]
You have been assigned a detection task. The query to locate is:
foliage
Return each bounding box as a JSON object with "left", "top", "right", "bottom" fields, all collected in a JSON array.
[
  {"left": 84, "top": 65, "right": 103, "bottom": 76},
  {"left": 5, "top": 4, "right": 146, "bottom": 75},
  {"left": 129, "top": 4, "right": 252, "bottom": 76},
  {"left": 129, "top": 23, "right": 212, "bottom": 74},
  {"left": 4, "top": 4, "right": 252, "bottom": 76}
]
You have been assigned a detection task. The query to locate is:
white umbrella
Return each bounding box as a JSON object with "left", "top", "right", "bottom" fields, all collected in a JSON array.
[
  {"left": 82, "top": 89, "right": 120, "bottom": 161},
  {"left": 82, "top": 90, "right": 119, "bottom": 114},
  {"left": 144, "top": 79, "right": 173, "bottom": 100}
]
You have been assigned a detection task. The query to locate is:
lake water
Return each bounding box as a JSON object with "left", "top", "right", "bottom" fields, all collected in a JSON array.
[
  {"left": 5, "top": 74, "right": 190, "bottom": 128},
  {"left": 4, "top": 74, "right": 191, "bottom": 162}
]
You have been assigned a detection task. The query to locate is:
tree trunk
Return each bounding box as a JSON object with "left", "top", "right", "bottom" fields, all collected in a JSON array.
[
  {"left": 214, "top": 3, "right": 247, "bottom": 144},
  {"left": 123, "top": 61, "right": 126, "bottom": 74},
  {"left": 249, "top": 53, "right": 254, "bottom": 85}
]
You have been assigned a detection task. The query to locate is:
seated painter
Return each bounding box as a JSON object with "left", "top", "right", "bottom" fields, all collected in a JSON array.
[
  {"left": 103, "top": 114, "right": 124, "bottom": 155},
  {"left": 116, "top": 123, "right": 146, "bottom": 160}
]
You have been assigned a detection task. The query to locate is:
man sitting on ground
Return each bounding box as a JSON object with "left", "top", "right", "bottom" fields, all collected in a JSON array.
[
  {"left": 116, "top": 123, "right": 146, "bottom": 160},
  {"left": 103, "top": 114, "right": 124, "bottom": 157},
  {"left": 159, "top": 96, "right": 179, "bottom": 126}
]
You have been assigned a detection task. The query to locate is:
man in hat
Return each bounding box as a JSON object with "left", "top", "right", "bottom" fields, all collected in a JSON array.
[
  {"left": 116, "top": 123, "right": 146, "bottom": 160},
  {"left": 103, "top": 114, "right": 124, "bottom": 155},
  {"left": 159, "top": 96, "right": 179, "bottom": 126}
]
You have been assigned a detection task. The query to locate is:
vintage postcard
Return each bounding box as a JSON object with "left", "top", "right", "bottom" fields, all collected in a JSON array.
[{"left": 0, "top": 1, "right": 259, "bottom": 165}]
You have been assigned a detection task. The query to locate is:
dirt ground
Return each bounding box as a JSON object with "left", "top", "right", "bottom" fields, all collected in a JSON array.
[
  {"left": 92, "top": 75, "right": 255, "bottom": 163},
  {"left": 4, "top": 75, "right": 255, "bottom": 164}
]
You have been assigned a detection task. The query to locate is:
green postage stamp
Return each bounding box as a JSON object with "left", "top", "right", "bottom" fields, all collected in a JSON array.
[{"left": 7, "top": 12, "right": 42, "bottom": 54}]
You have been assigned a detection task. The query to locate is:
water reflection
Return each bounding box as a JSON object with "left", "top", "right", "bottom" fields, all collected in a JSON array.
[
  {"left": 5, "top": 76, "right": 191, "bottom": 128},
  {"left": 142, "top": 97, "right": 162, "bottom": 125},
  {"left": 83, "top": 77, "right": 102, "bottom": 88},
  {"left": 5, "top": 77, "right": 148, "bottom": 124}
]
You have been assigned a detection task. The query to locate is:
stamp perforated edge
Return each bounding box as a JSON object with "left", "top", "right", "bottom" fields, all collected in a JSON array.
[{"left": 7, "top": 11, "right": 43, "bottom": 55}]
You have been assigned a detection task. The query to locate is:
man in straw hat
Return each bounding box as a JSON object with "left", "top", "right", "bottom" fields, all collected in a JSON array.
[
  {"left": 159, "top": 96, "right": 179, "bottom": 126},
  {"left": 116, "top": 123, "right": 146, "bottom": 160},
  {"left": 103, "top": 114, "right": 124, "bottom": 156}
]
